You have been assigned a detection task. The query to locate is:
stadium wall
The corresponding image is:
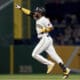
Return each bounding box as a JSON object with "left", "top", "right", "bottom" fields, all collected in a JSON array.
[
  {"left": 0, "top": 1, "right": 13, "bottom": 74},
  {"left": 0, "top": 44, "right": 80, "bottom": 74},
  {"left": 48, "top": 46, "right": 80, "bottom": 74},
  {"left": 13, "top": 45, "right": 80, "bottom": 74}
]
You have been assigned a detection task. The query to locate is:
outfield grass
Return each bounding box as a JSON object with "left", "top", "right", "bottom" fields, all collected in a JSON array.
[{"left": 0, "top": 74, "right": 80, "bottom": 80}]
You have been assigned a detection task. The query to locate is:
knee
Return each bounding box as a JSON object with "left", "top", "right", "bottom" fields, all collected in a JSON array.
[
  {"left": 58, "top": 59, "right": 64, "bottom": 64},
  {"left": 32, "top": 52, "right": 36, "bottom": 58}
]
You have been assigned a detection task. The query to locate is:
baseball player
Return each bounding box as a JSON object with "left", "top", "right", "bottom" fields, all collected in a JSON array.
[{"left": 16, "top": 5, "right": 70, "bottom": 79}]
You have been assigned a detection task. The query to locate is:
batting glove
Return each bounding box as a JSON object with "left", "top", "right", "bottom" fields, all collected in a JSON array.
[{"left": 16, "top": 4, "right": 21, "bottom": 9}]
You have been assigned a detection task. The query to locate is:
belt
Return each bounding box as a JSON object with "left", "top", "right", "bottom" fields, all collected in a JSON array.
[{"left": 39, "top": 34, "right": 50, "bottom": 39}]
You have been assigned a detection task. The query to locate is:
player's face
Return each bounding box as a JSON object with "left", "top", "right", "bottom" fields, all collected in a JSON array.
[{"left": 33, "top": 12, "right": 41, "bottom": 20}]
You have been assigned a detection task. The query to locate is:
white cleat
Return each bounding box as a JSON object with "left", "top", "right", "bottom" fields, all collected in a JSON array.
[
  {"left": 63, "top": 68, "right": 71, "bottom": 79},
  {"left": 47, "top": 63, "right": 55, "bottom": 74}
]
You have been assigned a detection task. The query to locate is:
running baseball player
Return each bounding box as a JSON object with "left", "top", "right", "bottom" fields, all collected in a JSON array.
[{"left": 16, "top": 5, "right": 70, "bottom": 79}]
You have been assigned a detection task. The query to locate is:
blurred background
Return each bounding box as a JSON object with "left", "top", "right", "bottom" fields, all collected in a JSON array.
[{"left": 0, "top": 0, "right": 80, "bottom": 74}]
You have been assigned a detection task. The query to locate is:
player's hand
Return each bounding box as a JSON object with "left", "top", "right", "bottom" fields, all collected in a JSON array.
[
  {"left": 40, "top": 27, "right": 46, "bottom": 33},
  {"left": 16, "top": 4, "right": 21, "bottom": 9}
]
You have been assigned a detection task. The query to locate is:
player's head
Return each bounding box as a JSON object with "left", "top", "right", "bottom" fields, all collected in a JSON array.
[
  {"left": 33, "top": 7, "right": 46, "bottom": 20},
  {"left": 34, "top": 7, "right": 46, "bottom": 15}
]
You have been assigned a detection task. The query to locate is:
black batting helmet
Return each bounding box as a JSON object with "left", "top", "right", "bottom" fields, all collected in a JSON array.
[{"left": 34, "top": 7, "right": 46, "bottom": 15}]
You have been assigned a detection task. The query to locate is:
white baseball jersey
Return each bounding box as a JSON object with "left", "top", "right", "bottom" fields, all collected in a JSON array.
[
  {"left": 32, "top": 16, "right": 63, "bottom": 65},
  {"left": 36, "top": 16, "right": 53, "bottom": 38}
]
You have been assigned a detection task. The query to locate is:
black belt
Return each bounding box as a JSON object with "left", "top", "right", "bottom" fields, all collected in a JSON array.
[{"left": 39, "top": 34, "right": 50, "bottom": 39}]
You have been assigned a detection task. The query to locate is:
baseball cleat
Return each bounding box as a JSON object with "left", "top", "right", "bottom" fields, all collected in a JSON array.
[
  {"left": 63, "top": 68, "right": 71, "bottom": 79},
  {"left": 47, "top": 63, "right": 55, "bottom": 74}
]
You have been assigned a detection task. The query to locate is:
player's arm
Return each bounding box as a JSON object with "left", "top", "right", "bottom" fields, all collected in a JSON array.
[
  {"left": 40, "top": 27, "right": 53, "bottom": 33},
  {"left": 16, "top": 4, "right": 33, "bottom": 16},
  {"left": 38, "top": 24, "right": 53, "bottom": 33}
]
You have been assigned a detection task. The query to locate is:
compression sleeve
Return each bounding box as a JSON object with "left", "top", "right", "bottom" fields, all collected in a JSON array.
[
  {"left": 21, "top": 8, "right": 31, "bottom": 15},
  {"left": 21, "top": 8, "right": 34, "bottom": 17}
]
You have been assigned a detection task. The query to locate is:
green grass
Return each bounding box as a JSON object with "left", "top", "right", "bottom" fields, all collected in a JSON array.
[{"left": 0, "top": 74, "right": 80, "bottom": 80}]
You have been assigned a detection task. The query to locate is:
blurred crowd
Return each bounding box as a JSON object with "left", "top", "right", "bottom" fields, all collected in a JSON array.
[{"left": 52, "top": 14, "right": 80, "bottom": 45}]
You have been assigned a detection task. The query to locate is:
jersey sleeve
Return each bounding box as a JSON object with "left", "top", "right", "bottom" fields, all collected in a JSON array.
[{"left": 45, "top": 19, "right": 53, "bottom": 28}]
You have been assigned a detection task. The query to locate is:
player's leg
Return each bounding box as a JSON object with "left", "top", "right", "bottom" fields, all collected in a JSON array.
[
  {"left": 46, "top": 43, "right": 70, "bottom": 79},
  {"left": 32, "top": 37, "right": 54, "bottom": 66},
  {"left": 46, "top": 45, "right": 65, "bottom": 70}
]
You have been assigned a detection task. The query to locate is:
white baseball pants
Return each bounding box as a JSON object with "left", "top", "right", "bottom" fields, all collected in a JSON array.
[{"left": 32, "top": 35, "right": 63, "bottom": 65}]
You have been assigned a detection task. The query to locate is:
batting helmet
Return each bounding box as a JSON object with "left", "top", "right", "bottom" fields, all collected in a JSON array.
[{"left": 34, "top": 7, "right": 46, "bottom": 15}]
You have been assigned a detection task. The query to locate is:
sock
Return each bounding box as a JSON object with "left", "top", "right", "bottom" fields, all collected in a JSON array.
[{"left": 59, "top": 63, "right": 66, "bottom": 72}]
